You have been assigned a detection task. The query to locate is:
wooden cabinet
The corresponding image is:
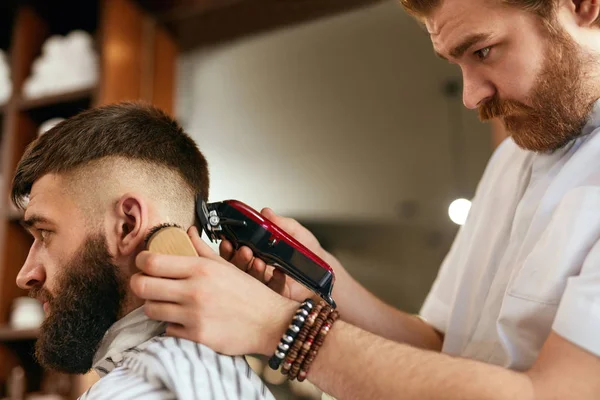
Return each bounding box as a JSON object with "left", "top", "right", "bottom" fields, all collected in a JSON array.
[{"left": 0, "top": 0, "right": 176, "bottom": 397}]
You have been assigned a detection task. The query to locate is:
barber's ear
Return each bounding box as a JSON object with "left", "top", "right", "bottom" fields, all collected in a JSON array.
[
  {"left": 571, "top": 0, "right": 600, "bottom": 27},
  {"left": 115, "top": 193, "right": 148, "bottom": 256}
]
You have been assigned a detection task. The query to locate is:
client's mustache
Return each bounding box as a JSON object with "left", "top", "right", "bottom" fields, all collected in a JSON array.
[
  {"left": 479, "top": 97, "right": 532, "bottom": 121},
  {"left": 29, "top": 285, "right": 53, "bottom": 305}
]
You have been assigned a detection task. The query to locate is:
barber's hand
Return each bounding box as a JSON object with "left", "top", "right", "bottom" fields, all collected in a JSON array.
[
  {"left": 219, "top": 208, "right": 341, "bottom": 303},
  {"left": 131, "top": 226, "right": 298, "bottom": 356}
]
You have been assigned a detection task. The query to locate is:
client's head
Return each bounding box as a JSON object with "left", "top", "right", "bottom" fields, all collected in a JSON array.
[{"left": 11, "top": 102, "right": 209, "bottom": 374}]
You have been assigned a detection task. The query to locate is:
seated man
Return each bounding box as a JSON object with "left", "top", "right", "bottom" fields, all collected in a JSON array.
[{"left": 11, "top": 102, "right": 274, "bottom": 400}]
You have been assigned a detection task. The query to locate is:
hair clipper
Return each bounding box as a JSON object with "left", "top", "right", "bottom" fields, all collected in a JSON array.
[{"left": 196, "top": 196, "right": 336, "bottom": 308}]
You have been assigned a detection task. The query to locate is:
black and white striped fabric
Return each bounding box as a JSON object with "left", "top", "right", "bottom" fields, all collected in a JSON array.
[{"left": 80, "top": 308, "right": 274, "bottom": 400}]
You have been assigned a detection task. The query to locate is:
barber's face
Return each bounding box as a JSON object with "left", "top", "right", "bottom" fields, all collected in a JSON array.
[
  {"left": 17, "top": 174, "right": 125, "bottom": 374},
  {"left": 428, "top": 0, "right": 595, "bottom": 152}
]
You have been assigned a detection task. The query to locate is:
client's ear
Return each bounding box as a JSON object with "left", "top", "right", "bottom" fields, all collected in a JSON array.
[{"left": 115, "top": 193, "right": 149, "bottom": 256}]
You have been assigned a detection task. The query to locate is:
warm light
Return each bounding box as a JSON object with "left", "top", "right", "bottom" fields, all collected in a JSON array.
[{"left": 448, "top": 198, "right": 472, "bottom": 225}]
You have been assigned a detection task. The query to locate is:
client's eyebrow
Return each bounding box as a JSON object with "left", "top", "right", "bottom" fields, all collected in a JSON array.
[{"left": 20, "top": 215, "right": 52, "bottom": 230}]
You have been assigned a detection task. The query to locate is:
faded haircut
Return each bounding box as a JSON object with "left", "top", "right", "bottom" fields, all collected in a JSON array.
[{"left": 11, "top": 102, "right": 209, "bottom": 220}]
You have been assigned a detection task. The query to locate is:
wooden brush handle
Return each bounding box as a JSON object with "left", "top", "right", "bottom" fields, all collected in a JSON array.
[{"left": 146, "top": 226, "right": 199, "bottom": 257}]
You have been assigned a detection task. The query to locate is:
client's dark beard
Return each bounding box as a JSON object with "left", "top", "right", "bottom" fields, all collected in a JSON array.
[{"left": 30, "top": 234, "right": 125, "bottom": 374}]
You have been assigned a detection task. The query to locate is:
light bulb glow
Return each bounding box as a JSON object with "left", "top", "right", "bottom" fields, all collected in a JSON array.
[{"left": 448, "top": 198, "right": 472, "bottom": 225}]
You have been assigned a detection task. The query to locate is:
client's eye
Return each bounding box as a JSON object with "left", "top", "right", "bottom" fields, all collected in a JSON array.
[
  {"left": 39, "top": 229, "right": 50, "bottom": 242},
  {"left": 474, "top": 46, "right": 492, "bottom": 61}
]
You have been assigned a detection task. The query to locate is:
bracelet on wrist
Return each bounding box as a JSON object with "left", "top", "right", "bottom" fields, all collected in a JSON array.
[{"left": 268, "top": 299, "right": 314, "bottom": 370}]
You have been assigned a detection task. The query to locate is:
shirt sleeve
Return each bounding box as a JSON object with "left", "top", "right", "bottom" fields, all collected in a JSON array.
[
  {"left": 553, "top": 230, "right": 600, "bottom": 357},
  {"left": 420, "top": 138, "right": 517, "bottom": 334},
  {"left": 419, "top": 224, "right": 465, "bottom": 333}
]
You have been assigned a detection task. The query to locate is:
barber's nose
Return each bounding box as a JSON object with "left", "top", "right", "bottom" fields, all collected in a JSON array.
[
  {"left": 462, "top": 69, "right": 495, "bottom": 110},
  {"left": 16, "top": 249, "right": 46, "bottom": 290}
]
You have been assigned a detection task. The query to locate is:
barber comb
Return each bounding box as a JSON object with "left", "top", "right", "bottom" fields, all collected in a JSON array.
[{"left": 144, "top": 223, "right": 198, "bottom": 257}]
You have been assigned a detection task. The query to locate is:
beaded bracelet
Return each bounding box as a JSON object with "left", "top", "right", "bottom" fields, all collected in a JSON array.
[
  {"left": 297, "top": 310, "right": 340, "bottom": 382},
  {"left": 268, "top": 299, "right": 314, "bottom": 370},
  {"left": 281, "top": 302, "right": 323, "bottom": 375},
  {"left": 288, "top": 304, "right": 332, "bottom": 380}
]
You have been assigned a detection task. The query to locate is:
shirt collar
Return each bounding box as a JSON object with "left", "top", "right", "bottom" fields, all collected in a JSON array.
[
  {"left": 92, "top": 307, "right": 166, "bottom": 377},
  {"left": 582, "top": 98, "right": 600, "bottom": 137}
]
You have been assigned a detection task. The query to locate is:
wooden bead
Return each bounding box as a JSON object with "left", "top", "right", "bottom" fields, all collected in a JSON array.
[
  {"left": 296, "top": 305, "right": 340, "bottom": 380},
  {"left": 298, "top": 370, "right": 308, "bottom": 382}
]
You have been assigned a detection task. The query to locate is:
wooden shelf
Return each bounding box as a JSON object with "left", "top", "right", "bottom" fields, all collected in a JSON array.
[
  {"left": 0, "top": 1, "right": 176, "bottom": 397},
  {"left": 17, "top": 87, "right": 96, "bottom": 126},
  {"left": 18, "top": 87, "right": 95, "bottom": 111},
  {"left": 0, "top": 325, "right": 39, "bottom": 341}
]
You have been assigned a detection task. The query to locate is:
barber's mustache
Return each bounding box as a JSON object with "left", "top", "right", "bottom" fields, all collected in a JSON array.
[{"left": 479, "top": 97, "right": 533, "bottom": 121}]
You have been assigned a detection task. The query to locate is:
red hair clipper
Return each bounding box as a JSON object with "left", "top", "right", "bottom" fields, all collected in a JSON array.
[{"left": 196, "top": 197, "right": 336, "bottom": 308}]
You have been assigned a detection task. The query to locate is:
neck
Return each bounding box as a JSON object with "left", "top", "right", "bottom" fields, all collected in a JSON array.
[{"left": 118, "top": 290, "right": 144, "bottom": 319}]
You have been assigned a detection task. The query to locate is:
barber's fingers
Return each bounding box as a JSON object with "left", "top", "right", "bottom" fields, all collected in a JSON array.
[
  {"left": 219, "top": 240, "right": 235, "bottom": 261},
  {"left": 261, "top": 207, "right": 277, "bottom": 221},
  {"left": 143, "top": 300, "right": 186, "bottom": 325},
  {"left": 187, "top": 226, "right": 221, "bottom": 261},
  {"left": 130, "top": 273, "right": 187, "bottom": 303},
  {"left": 267, "top": 268, "right": 287, "bottom": 295},
  {"left": 166, "top": 323, "right": 211, "bottom": 346},
  {"left": 263, "top": 264, "right": 274, "bottom": 283},
  {"left": 233, "top": 246, "right": 255, "bottom": 272},
  {"left": 165, "top": 323, "right": 196, "bottom": 343},
  {"left": 222, "top": 240, "right": 270, "bottom": 283},
  {"left": 247, "top": 257, "right": 269, "bottom": 283},
  {"left": 135, "top": 252, "right": 200, "bottom": 278},
  {"left": 226, "top": 245, "right": 257, "bottom": 272},
  {"left": 261, "top": 208, "right": 297, "bottom": 236}
]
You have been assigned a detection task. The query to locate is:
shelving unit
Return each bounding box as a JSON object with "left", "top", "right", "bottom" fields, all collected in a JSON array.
[
  {"left": 0, "top": 0, "right": 176, "bottom": 398},
  {"left": 7, "top": 207, "right": 22, "bottom": 222},
  {"left": 0, "top": 326, "right": 39, "bottom": 342},
  {"left": 18, "top": 87, "right": 95, "bottom": 110}
]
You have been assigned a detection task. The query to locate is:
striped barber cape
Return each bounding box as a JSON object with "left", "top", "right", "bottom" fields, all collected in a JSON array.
[{"left": 79, "top": 307, "right": 274, "bottom": 400}]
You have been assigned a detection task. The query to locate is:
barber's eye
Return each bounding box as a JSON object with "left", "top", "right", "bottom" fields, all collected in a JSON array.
[{"left": 474, "top": 47, "right": 491, "bottom": 61}]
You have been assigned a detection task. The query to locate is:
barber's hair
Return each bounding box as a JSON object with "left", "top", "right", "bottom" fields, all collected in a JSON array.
[
  {"left": 400, "top": 0, "right": 600, "bottom": 27},
  {"left": 11, "top": 102, "right": 209, "bottom": 209}
]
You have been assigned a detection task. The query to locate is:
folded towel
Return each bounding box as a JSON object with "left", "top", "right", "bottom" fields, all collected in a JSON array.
[{"left": 23, "top": 30, "right": 98, "bottom": 98}]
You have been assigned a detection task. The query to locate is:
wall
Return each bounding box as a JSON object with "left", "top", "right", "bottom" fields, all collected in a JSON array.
[{"left": 176, "top": 0, "right": 494, "bottom": 311}]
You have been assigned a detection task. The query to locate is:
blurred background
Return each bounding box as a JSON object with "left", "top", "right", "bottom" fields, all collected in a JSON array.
[{"left": 0, "top": 0, "right": 507, "bottom": 399}]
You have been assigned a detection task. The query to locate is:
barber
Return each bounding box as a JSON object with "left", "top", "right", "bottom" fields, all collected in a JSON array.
[{"left": 131, "top": 0, "right": 600, "bottom": 398}]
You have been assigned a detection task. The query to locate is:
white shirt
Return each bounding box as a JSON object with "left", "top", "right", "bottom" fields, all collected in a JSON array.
[
  {"left": 80, "top": 307, "right": 275, "bottom": 400},
  {"left": 421, "top": 99, "right": 600, "bottom": 370}
]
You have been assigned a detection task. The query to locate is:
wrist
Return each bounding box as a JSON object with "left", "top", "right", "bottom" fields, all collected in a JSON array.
[{"left": 261, "top": 298, "right": 300, "bottom": 356}]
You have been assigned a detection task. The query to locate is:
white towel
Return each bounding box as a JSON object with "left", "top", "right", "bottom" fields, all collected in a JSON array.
[
  {"left": 23, "top": 30, "right": 98, "bottom": 98},
  {"left": 0, "top": 49, "right": 11, "bottom": 104}
]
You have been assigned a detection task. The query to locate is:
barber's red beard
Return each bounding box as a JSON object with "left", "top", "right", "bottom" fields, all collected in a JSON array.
[
  {"left": 29, "top": 234, "right": 125, "bottom": 374},
  {"left": 479, "top": 28, "right": 596, "bottom": 152}
]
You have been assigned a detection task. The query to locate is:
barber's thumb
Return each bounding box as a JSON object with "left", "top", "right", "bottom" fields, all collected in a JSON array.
[
  {"left": 261, "top": 207, "right": 278, "bottom": 221},
  {"left": 188, "top": 226, "right": 219, "bottom": 260}
]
